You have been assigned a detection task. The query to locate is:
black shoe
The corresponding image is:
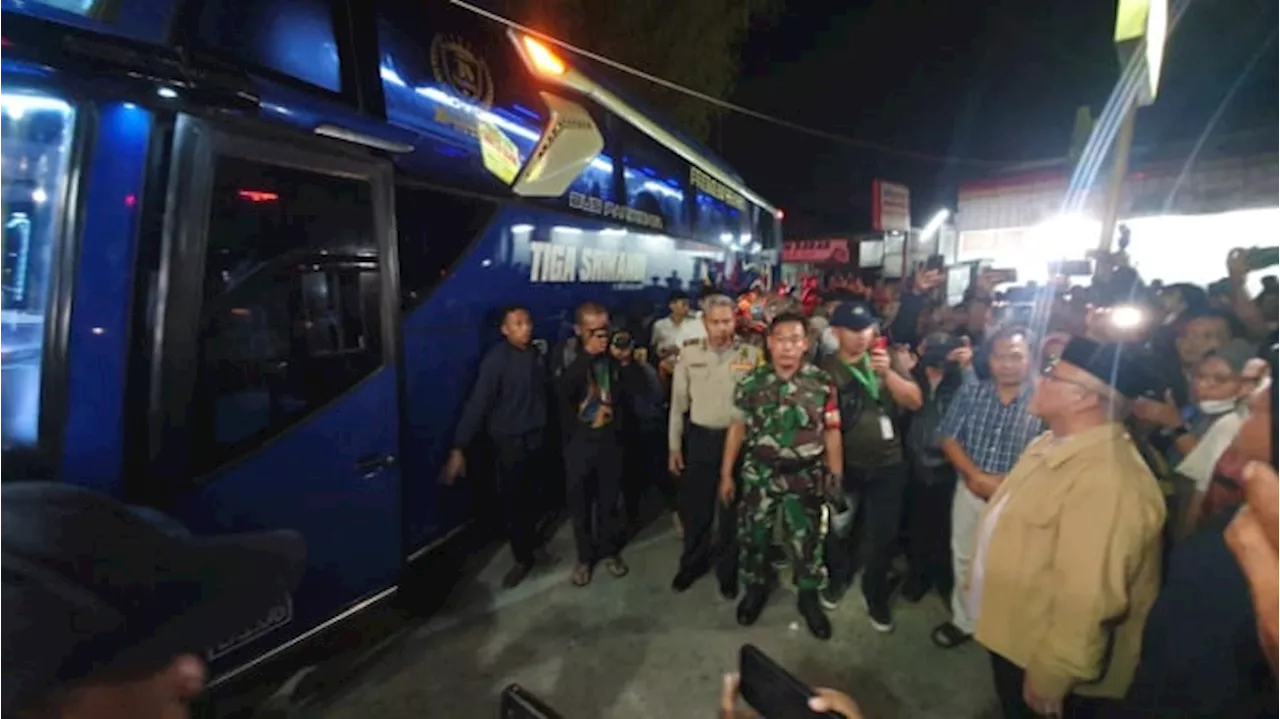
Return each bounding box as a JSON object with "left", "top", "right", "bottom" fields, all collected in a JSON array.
[
  {"left": 671, "top": 569, "right": 697, "bottom": 593},
  {"left": 864, "top": 596, "right": 895, "bottom": 633},
  {"left": 797, "top": 590, "right": 832, "bottom": 640},
  {"left": 736, "top": 586, "right": 769, "bottom": 626},
  {"left": 819, "top": 583, "right": 845, "bottom": 611}
]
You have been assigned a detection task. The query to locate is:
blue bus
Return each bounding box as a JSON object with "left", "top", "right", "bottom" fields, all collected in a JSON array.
[{"left": 0, "top": 0, "right": 780, "bottom": 695}]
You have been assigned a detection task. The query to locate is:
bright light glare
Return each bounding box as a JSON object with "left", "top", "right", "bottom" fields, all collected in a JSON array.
[
  {"left": 1109, "top": 305, "right": 1146, "bottom": 330},
  {"left": 520, "top": 36, "right": 566, "bottom": 76},
  {"left": 920, "top": 208, "right": 951, "bottom": 240},
  {"left": 1, "top": 93, "right": 72, "bottom": 119},
  {"left": 157, "top": 87, "right": 178, "bottom": 99}
]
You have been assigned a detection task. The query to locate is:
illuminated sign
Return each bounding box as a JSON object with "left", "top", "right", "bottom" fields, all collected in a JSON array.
[
  {"left": 568, "top": 191, "right": 664, "bottom": 230},
  {"left": 1113, "top": 0, "right": 1167, "bottom": 106},
  {"left": 528, "top": 240, "right": 648, "bottom": 283},
  {"left": 690, "top": 166, "right": 747, "bottom": 211},
  {"left": 872, "top": 179, "right": 911, "bottom": 232}
]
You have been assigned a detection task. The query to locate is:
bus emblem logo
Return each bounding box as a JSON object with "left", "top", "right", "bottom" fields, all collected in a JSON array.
[{"left": 430, "top": 35, "right": 494, "bottom": 108}]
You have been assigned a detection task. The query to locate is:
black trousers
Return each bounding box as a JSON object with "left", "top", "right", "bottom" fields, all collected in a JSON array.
[
  {"left": 622, "top": 423, "right": 674, "bottom": 526},
  {"left": 990, "top": 652, "right": 1115, "bottom": 719},
  {"left": 677, "top": 424, "right": 738, "bottom": 590},
  {"left": 826, "top": 461, "right": 908, "bottom": 608},
  {"left": 493, "top": 432, "right": 545, "bottom": 567},
  {"left": 564, "top": 433, "right": 624, "bottom": 564},
  {"left": 904, "top": 466, "right": 957, "bottom": 600}
]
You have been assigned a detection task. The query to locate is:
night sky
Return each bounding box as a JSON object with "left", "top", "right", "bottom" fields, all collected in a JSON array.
[{"left": 717, "top": 0, "right": 1279, "bottom": 237}]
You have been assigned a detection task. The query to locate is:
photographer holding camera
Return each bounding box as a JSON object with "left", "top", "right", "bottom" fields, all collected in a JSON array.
[{"left": 557, "top": 304, "right": 649, "bottom": 588}]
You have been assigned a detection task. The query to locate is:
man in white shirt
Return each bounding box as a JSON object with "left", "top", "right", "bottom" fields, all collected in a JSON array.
[{"left": 652, "top": 291, "right": 708, "bottom": 378}]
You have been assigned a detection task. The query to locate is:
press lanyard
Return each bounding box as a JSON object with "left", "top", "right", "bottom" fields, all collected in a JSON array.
[{"left": 842, "top": 355, "right": 880, "bottom": 401}]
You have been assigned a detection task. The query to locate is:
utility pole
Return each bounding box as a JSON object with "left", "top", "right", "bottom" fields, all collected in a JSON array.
[{"left": 1098, "top": 0, "right": 1168, "bottom": 260}]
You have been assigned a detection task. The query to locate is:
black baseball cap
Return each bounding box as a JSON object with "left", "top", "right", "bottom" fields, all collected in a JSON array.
[
  {"left": 2, "top": 482, "right": 306, "bottom": 713},
  {"left": 829, "top": 302, "right": 878, "bottom": 331}
]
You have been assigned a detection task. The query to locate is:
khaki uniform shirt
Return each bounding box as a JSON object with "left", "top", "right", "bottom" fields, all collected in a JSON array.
[
  {"left": 972, "top": 423, "right": 1166, "bottom": 700},
  {"left": 668, "top": 339, "right": 762, "bottom": 451}
]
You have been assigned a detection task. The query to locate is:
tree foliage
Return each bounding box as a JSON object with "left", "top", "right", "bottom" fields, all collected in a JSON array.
[{"left": 498, "top": 0, "right": 782, "bottom": 141}]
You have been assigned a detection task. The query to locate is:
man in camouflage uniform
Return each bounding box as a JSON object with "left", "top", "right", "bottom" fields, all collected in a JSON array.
[{"left": 719, "top": 312, "right": 843, "bottom": 640}]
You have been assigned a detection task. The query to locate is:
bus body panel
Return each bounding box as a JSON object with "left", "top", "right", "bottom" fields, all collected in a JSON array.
[
  {"left": 168, "top": 367, "right": 404, "bottom": 671},
  {"left": 61, "top": 100, "right": 151, "bottom": 496}
]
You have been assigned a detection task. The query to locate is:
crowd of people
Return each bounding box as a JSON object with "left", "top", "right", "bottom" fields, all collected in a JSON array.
[
  {"left": 439, "top": 244, "right": 1278, "bottom": 717},
  {"left": 3, "top": 245, "right": 1276, "bottom": 719}
]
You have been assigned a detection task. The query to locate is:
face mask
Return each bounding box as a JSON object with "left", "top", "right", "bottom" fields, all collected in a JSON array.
[{"left": 1198, "top": 398, "right": 1238, "bottom": 415}]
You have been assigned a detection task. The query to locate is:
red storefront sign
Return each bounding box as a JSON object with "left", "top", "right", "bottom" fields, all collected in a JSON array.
[{"left": 782, "top": 239, "right": 851, "bottom": 264}]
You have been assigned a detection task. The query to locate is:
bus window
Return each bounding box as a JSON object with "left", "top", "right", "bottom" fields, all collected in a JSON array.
[
  {"left": 395, "top": 185, "right": 496, "bottom": 311},
  {"left": 197, "top": 0, "right": 342, "bottom": 94},
  {"left": 1, "top": 92, "right": 77, "bottom": 454},
  {"left": 190, "top": 156, "right": 382, "bottom": 474}
]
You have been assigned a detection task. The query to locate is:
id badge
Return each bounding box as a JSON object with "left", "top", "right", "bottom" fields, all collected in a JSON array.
[{"left": 878, "top": 414, "right": 895, "bottom": 441}]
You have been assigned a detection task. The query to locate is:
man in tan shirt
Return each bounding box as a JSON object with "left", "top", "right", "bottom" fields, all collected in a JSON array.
[
  {"left": 970, "top": 336, "right": 1165, "bottom": 718},
  {"left": 668, "top": 294, "right": 762, "bottom": 597}
]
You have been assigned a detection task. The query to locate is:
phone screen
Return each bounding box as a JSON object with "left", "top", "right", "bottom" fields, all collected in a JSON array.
[{"left": 739, "top": 644, "right": 840, "bottom": 719}]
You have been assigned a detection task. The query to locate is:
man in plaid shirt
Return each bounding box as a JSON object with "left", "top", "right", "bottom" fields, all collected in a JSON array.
[{"left": 932, "top": 326, "right": 1044, "bottom": 649}]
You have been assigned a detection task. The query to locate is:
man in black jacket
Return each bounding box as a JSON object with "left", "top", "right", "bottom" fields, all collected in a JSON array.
[
  {"left": 443, "top": 305, "right": 552, "bottom": 589},
  {"left": 557, "top": 303, "right": 647, "bottom": 588}
]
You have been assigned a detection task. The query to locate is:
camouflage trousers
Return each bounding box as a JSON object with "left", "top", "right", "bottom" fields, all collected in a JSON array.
[{"left": 737, "top": 462, "right": 829, "bottom": 591}]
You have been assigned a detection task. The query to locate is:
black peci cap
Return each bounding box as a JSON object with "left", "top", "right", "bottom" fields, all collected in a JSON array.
[
  {"left": 1058, "top": 336, "right": 1147, "bottom": 399},
  {"left": 1, "top": 482, "right": 306, "bottom": 713}
]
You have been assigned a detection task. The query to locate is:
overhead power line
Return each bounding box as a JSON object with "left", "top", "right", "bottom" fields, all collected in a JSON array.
[{"left": 448, "top": 0, "right": 1038, "bottom": 168}]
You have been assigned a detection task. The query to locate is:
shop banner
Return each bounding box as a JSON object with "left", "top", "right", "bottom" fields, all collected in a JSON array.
[{"left": 782, "top": 239, "right": 851, "bottom": 264}]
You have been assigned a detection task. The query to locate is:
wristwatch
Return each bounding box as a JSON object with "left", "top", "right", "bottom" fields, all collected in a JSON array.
[{"left": 1161, "top": 422, "right": 1192, "bottom": 440}]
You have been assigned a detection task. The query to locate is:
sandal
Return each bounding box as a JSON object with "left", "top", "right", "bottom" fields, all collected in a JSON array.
[
  {"left": 603, "top": 556, "right": 630, "bottom": 578},
  {"left": 570, "top": 563, "right": 592, "bottom": 587},
  {"left": 930, "top": 621, "right": 972, "bottom": 649}
]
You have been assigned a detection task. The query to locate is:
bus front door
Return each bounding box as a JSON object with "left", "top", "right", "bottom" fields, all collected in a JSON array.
[{"left": 146, "top": 115, "right": 404, "bottom": 678}]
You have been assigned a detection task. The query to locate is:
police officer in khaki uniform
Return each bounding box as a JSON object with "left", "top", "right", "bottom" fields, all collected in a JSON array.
[{"left": 669, "top": 294, "right": 762, "bottom": 596}]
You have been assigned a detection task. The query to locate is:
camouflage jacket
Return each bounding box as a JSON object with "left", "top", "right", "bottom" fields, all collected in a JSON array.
[{"left": 733, "top": 363, "right": 840, "bottom": 467}]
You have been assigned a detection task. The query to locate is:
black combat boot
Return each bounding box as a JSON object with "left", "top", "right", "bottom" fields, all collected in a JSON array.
[
  {"left": 798, "top": 589, "right": 832, "bottom": 640},
  {"left": 736, "top": 585, "right": 769, "bottom": 626}
]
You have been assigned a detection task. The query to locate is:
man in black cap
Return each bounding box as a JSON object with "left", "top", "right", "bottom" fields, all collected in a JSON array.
[
  {"left": 818, "top": 301, "right": 922, "bottom": 632},
  {"left": 966, "top": 337, "right": 1166, "bottom": 718},
  {"left": 2, "top": 482, "right": 306, "bottom": 719}
]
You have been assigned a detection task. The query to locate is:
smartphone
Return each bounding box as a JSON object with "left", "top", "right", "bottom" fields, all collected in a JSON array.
[
  {"left": 500, "top": 684, "right": 563, "bottom": 719},
  {"left": 924, "top": 253, "right": 945, "bottom": 272},
  {"left": 1246, "top": 246, "right": 1280, "bottom": 271},
  {"left": 739, "top": 644, "right": 841, "bottom": 719}
]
